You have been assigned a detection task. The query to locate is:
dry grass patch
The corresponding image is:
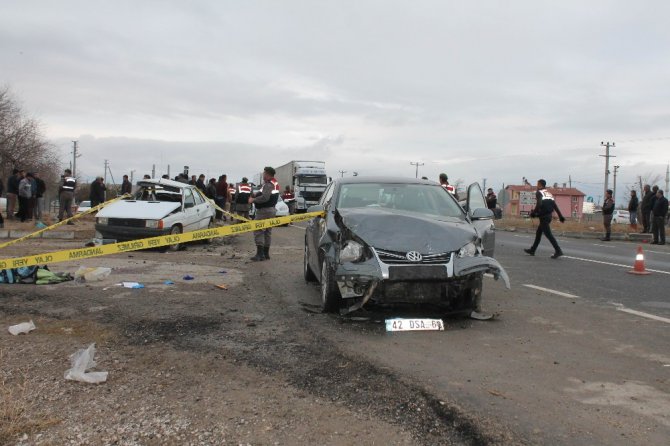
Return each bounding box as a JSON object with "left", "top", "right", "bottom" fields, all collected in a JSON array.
[
  {"left": 0, "top": 349, "right": 60, "bottom": 444},
  {"left": 38, "top": 319, "right": 117, "bottom": 345}
]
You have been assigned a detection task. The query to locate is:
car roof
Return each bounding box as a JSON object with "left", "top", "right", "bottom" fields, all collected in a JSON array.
[
  {"left": 335, "top": 176, "right": 438, "bottom": 185},
  {"left": 137, "top": 178, "right": 194, "bottom": 189}
]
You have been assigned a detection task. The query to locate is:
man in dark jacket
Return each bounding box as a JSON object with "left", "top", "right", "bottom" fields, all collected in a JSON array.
[
  {"left": 121, "top": 175, "right": 132, "bottom": 195},
  {"left": 524, "top": 179, "right": 566, "bottom": 259},
  {"left": 89, "top": 177, "right": 106, "bottom": 207},
  {"left": 640, "top": 185, "right": 654, "bottom": 233},
  {"left": 650, "top": 190, "right": 668, "bottom": 245},
  {"left": 601, "top": 189, "right": 615, "bottom": 241},
  {"left": 628, "top": 190, "right": 639, "bottom": 228},
  {"left": 640, "top": 184, "right": 655, "bottom": 234},
  {"left": 34, "top": 172, "right": 46, "bottom": 221},
  {"left": 6, "top": 168, "right": 20, "bottom": 219}
]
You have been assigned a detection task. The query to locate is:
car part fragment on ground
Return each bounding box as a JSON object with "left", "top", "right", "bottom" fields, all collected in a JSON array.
[
  {"left": 64, "top": 343, "right": 108, "bottom": 384},
  {"left": 74, "top": 266, "right": 112, "bottom": 282}
]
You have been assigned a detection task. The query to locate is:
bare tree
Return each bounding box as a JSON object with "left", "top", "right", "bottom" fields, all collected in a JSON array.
[{"left": 0, "top": 86, "right": 61, "bottom": 202}]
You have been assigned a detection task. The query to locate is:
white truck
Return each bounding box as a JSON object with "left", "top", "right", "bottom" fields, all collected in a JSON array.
[{"left": 274, "top": 161, "right": 329, "bottom": 212}]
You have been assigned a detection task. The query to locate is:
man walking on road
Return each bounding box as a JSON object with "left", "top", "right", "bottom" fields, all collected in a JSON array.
[
  {"left": 249, "top": 167, "right": 279, "bottom": 261},
  {"left": 524, "top": 179, "right": 566, "bottom": 259},
  {"left": 601, "top": 189, "right": 615, "bottom": 241},
  {"left": 650, "top": 189, "right": 667, "bottom": 245}
]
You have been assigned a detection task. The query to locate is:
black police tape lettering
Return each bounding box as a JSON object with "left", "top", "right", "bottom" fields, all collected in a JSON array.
[
  {"left": 11, "top": 258, "right": 28, "bottom": 267},
  {"left": 192, "top": 229, "right": 218, "bottom": 240},
  {"left": 165, "top": 235, "right": 181, "bottom": 244},
  {"left": 69, "top": 247, "right": 104, "bottom": 259},
  {"left": 254, "top": 222, "right": 264, "bottom": 229},
  {"left": 34, "top": 255, "right": 53, "bottom": 263},
  {"left": 117, "top": 241, "right": 145, "bottom": 252},
  {"left": 0, "top": 262, "right": 6, "bottom": 269},
  {"left": 269, "top": 219, "right": 281, "bottom": 226},
  {"left": 148, "top": 239, "right": 160, "bottom": 247}
]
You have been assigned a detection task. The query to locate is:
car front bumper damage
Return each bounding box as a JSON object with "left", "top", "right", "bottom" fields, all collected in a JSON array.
[{"left": 335, "top": 254, "right": 510, "bottom": 314}]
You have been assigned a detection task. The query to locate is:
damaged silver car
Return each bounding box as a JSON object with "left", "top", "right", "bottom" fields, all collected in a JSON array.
[{"left": 303, "top": 177, "right": 509, "bottom": 315}]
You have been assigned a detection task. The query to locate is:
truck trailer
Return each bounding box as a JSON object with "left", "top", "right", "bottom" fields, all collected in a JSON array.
[{"left": 274, "top": 161, "right": 328, "bottom": 212}]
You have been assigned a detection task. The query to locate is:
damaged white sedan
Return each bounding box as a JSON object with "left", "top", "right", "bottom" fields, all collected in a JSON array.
[
  {"left": 303, "top": 177, "right": 509, "bottom": 315},
  {"left": 95, "top": 178, "right": 216, "bottom": 251}
]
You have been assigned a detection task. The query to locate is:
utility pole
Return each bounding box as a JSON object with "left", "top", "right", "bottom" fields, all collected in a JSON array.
[
  {"left": 599, "top": 141, "right": 616, "bottom": 198},
  {"left": 612, "top": 165, "right": 620, "bottom": 204},
  {"left": 152, "top": 164, "right": 156, "bottom": 179},
  {"left": 103, "top": 160, "right": 109, "bottom": 183},
  {"left": 569, "top": 175, "right": 572, "bottom": 188},
  {"left": 338, "top": 170, "right": 347, "bottom": 177},
  {"left": 409, "top": 161, "right": 424, "bottom": 179},
  {"left": 666, "top": 163, "right": 669, "bottom": 193},
  {"left": 482, "top": 178, "right": 487, "bottom": 190},
  {"left": 71, "top": 140, "right": 81, "bottom": 177},
  {"left": 167, "top": 165, "right": 171, "bottom": 178},
  {"left": 638, "top": 176, "right": 643, "bottom": 194}
]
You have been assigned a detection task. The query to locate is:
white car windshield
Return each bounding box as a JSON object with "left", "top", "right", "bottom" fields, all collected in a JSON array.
[
  {"left": 336, "top": 183, "right": 464, "bottom": 218},
  {"left": 134, "top": 185, "right": 183, "bottom": 203}
]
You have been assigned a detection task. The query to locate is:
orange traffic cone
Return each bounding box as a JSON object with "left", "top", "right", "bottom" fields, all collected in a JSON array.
[{"left": 627, "top": 246, "right": 651, "bottom": 275}]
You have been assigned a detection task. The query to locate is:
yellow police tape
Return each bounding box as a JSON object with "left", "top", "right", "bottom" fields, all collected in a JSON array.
[
  {"left": 0, "top": 211, "right": 324, "bottom": 269},
  {"left": 0, "top": 194, "right": 132, "bottom": 250},
  {"left": 204, "top": 197, "right": 252, "bottom": 223}
]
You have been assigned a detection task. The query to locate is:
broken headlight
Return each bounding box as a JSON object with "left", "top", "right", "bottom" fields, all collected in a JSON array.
[
  {"left": 340, "top": 241, "right": 365, "bottom": 262},
  {"left": 458, "top": 242, "right": 478, "bottom": 258},
  {"left": 97, "top": 217, "right": 108, "bottom": 225}
]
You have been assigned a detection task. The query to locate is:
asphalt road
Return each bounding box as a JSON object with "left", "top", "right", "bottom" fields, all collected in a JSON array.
[{"left": 284, "top": 222, "right": 670, "bottom": 445}]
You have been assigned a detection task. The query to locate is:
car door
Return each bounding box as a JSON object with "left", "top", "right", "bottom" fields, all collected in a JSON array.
[
  {"left": 181, "top": 188, "right": 201, "bottom": 231},
  {"left": 466, "top": 182, "right": 496, "bottom": 257},
  {"left": 191, "top": 188, "right": 212, "bottom": 228},
  {"left": 307, "top": 182, "right": 334, "bottom": 276}
]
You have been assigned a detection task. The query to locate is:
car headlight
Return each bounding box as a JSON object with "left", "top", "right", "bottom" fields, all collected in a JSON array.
[
  {"left": 458, "top": 242, "right": 478, "bottom": 258},
  {"left": 145, "top": 219, "right": 164, "bottom": 229},
  {"left": 97, "top": 217, "right": 108, "bottom": 225},
  {"left": 340, "top": 241, "right": 364, "bottom": 262}
]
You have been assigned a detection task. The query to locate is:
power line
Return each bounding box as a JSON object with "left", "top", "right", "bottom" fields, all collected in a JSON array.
[
  {"left": 409, "top": 161, "right": 424, "bottom": 179},
  {"left": 600, "top": 141, "right": 616, "bottom": 197}
]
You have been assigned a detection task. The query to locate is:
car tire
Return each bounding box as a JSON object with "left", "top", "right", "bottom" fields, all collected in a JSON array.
[
  {"left": 167, "top": 225, "right": 182, "bottom": 251},
  {"left": 320, "top": 258, "right": 340, "bottom": 313},
  {"left": 304, "top": 244, "right": 317, "bottom": 282}
]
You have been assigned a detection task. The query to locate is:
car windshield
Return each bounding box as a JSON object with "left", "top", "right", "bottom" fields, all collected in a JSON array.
[
  {"left": 133, "top": 185, "right": 183, "bottom": 202},
  {"left": 336, "top": 183, "right": 464, "bottom": 218}
]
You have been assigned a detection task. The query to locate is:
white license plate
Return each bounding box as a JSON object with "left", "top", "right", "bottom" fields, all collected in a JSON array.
[{"left": 385, "top": 318, "right": 444, "bottom": 332}]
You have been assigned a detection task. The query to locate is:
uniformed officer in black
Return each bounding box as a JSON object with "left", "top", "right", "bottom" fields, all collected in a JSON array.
[
  {"left": 249, "top": 167, "right": 279, "bottom": 261},
  {"left": 524, "top": 179, "right": 565, "bottom": 259},
  {"left": 58, "top": 168, "right": 77, "bottom": 224}
]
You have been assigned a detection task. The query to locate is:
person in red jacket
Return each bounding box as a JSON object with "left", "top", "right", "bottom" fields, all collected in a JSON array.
[{"left": 281, "top": 185, "right": 295, "bottom": 214}]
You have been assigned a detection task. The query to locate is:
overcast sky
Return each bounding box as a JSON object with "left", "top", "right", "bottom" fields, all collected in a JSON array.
[{"left": 2, "top": 0, "right": 669, "bottom": 203}]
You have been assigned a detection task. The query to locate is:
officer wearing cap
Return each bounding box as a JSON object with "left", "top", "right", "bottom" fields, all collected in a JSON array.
[
  {"left": 439, "top": 173, "right": 458, "bottom": 199},
  {"left": 249, "top": 167, "right": 280, "bottom": 261},
  {"left": 235, "top": 177, "right": 252, "bottom": 221}
]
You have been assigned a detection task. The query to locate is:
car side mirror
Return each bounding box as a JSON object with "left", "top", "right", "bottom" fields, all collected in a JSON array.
[
  {"left": 470, "top": 208, "right": 494, "bottom": 220},
  {"left": 307, "top": 204, "right": 325, "bottom": 214},
  {"left": 184, "top": 202, "right": 195, "bottom": 209}
]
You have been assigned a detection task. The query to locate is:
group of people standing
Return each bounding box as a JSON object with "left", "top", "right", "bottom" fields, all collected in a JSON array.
[
  {"left": 635, "top": 185, "right": 668, "bottom": 245},
  {"left": 2, "top": 168, "right": 47, "bottom": 226}
]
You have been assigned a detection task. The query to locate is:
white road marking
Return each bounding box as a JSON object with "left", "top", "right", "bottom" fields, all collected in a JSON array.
[
  {"left": 562, "top": 255, "right": 670, "bottom": 275},
  {"left": 523, "top": 284, "right": 580, "bottom": 299},
  {"left": 592, "top": 243, "right": 615, "bottom": 248},
  {"left": 609, "top": 303, "right": 670, "bottom": 324},
  {"left": 513, "top": 235, "right": 531, "bottom": 238},
  {"left": 647, "top": 250, "right": 670, "bottom": 255}
]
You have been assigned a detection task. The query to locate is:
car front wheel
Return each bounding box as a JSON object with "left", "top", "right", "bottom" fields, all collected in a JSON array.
[{"left": 320, "top": 258, "right": 340, "bottom": 313}]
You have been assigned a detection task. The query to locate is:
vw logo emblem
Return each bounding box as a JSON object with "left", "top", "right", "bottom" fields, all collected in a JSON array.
[{"left": 406, "top": 251, "right": 423, "bottom": 262}]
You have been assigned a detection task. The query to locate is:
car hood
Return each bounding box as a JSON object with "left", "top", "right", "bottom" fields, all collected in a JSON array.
[
  {"left": 96, "top": 200, "right": 181, "bottom": 219},
  {"left": 338, "top": 208, "right": 476, "bottom": 254}
]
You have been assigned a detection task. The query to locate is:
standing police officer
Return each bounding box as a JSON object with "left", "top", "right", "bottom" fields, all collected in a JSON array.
[
  {"left": 601, "top": 189, "right": 615, "bottom": 241},
  {"left": 524, "top": 179, "right": 565, "bottom": 259},
  {"left": 249, "top": 167, "right": 279, "bottom": 261},
  {"left": 58, "top": 168, "right": 76, "bottom": 224},
  {"left": 235, "top": 177, "right": 252, "bottom": 221}
]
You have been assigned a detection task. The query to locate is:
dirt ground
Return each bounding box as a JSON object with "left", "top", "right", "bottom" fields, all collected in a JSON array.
[{"left": 0, "top": 226, "right": 497, "bottom": 446}]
